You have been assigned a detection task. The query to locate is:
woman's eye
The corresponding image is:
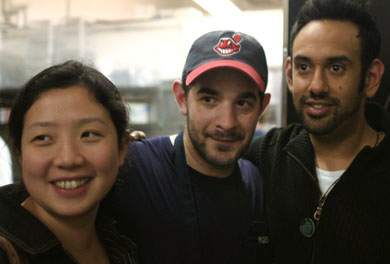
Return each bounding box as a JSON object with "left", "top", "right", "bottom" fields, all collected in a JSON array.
[
  {"left": 81, "top": 131, "right": 100, "bottom": 138},
  {"left": 31, "top": 134, "right": 52, "bottom": 145},
  {"left": 33, "top": 135, "right": 50, "bottom": 141}
]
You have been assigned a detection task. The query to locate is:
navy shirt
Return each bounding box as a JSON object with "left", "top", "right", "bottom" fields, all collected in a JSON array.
[
  {"left": 108, "top": 135, "right": 271, "bottom": 264},
  {"left": 189, "top": 166, "right": 246, "bottom": 263}
]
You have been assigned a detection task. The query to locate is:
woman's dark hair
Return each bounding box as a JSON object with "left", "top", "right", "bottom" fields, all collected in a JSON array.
[
  {"left": 290, "top": 0, "right": 381, "bottom": 82},
  {"left": 8, "top": 60, "right": 129, "bottom": 154}
]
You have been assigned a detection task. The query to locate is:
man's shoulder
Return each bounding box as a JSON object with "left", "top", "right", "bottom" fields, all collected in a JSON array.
[
  {"left": 128, "top": 135, "right": 174, "bottom": 159},
  {"left": 251, "top": 123, "right": 305, "bottom": 150},
  {"left": 120, "top": 135, "right": 176, "bottom": 176},
  {"left": 130, "top": 135, "right": 172, "bottom": 149},
  {"left": 237, "top": 158, "right": 263, "bottom": 185},
  {"left": 237, "top": 158, "right": 259, "bottom": 175},
  {"left": 244, "top": 123, "right": 307, "bottom": 167}
]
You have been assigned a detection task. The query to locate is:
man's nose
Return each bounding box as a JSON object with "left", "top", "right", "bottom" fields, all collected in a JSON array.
[
  {"left": 308, "top": 68, "right": 329, "bottom": 95},
  {"left": 215, "top": 104, "right": 238, "bottom": 131}
]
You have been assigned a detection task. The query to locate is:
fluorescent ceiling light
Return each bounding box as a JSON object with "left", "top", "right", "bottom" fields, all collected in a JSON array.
[{"left": 193, "top": 0, "right": 241, "bottom": 17}]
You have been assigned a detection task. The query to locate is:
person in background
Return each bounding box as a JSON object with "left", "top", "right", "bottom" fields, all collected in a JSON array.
[
  {"left": 0, "top": 60, "right": 138, "bottom": 263},
  {"left": 246, "top": 0, "right": 390, "bottom": 262},
  {"left": 106, "top": 30, "right": 273, "bottom": 264}
]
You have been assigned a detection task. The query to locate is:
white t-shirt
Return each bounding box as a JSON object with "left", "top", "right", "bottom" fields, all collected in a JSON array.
[
  {"left": 0, "top": 136, "right": 13, "bottom": 186},
  {"left": 316, "top": 168, "right": 344, "bottom": 194}
]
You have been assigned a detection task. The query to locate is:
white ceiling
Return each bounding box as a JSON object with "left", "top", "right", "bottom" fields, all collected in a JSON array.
[
  {"left": 149, "top": 0, "right": 284, "bottom": 12},
  {"left": 3, "top": 0, "right": 284, "bottom": 27}
]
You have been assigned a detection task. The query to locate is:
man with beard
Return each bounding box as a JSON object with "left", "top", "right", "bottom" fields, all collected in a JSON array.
[
  {"left": 246, "top": 0, "right": 390, "bottom": 263},
  {"left": 107, "top": 30, "right": 273, "bottom": 264}
]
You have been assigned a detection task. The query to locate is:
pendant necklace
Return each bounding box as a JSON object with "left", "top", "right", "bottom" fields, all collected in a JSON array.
[{"left": 300, "top": 131, "right": 381, "bottom": 238}]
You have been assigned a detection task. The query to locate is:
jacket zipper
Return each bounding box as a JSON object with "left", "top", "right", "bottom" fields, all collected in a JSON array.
[
  {"left": 311, "top": 194, "right": 327, "bottom": 263},
  {"left": 288, "top": 150, "right": 347, "bottom": 263},
  {"left": 313, "top": 194, "right": 326, "bottom": 221},
  {"left": 287, "top": 151, "right": 321, "bottom": 263}
]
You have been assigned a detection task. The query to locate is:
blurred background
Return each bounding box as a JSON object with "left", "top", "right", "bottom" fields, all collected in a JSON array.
[
  {"left": 0, "top": 0, "right": 286, "bottom": 134},
  {"left": 0, "top": 0, "right": 286, "bottom": 183},
  {"left": 0, "top": 0, "right": 389, "bottom": 184}
]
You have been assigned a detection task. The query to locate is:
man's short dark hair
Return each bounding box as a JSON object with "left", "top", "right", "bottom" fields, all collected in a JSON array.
[{"left": 290, "top": 0, "right": 381, "bottom": 77}]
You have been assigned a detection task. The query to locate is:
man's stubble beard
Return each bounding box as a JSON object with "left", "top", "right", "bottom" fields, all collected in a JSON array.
[
  {"left": 297, "top": 90, "right": 363, "bottom": 135},
  {"left": 186, "top": 112, "right": 250, "bottom": 168}
]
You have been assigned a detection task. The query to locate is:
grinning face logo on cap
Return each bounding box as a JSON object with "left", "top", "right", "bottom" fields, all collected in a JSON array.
[{"left": 213, "top": 34, "right": 242, "bottom": 56}]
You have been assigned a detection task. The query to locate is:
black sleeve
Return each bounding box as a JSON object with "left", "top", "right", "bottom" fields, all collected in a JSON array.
[{"left": 0, "top": 247, "right": 11, "bottom": 264}]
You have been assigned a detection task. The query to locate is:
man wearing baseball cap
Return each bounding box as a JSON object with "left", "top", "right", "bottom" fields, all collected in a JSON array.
[{"left": 107, "top": 30, "right": 273, "bottom": 264}]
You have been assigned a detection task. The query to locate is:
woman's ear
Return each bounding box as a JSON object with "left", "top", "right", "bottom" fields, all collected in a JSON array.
[
  {"left": 364, "top": 58, "right": 385, "bottom": 98},
  {"left": 172, "top": 80, "right": 188, "bottom": 116}
]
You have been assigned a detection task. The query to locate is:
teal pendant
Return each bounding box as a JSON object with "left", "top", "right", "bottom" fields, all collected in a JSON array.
[{"left": 300, "top": 218, "right": 315, "bottom": 238}]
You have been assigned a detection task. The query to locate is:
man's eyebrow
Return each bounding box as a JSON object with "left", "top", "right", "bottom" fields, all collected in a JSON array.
[
  {"left": 239, "top": 91, "right": 258, "bottom": 100},
  {"left": 326, "top": 55, "right": 353, "bottom": 64},
  {"left": 196, "top": 87, "right": 219, "bottom": 96},
  {"left": 293, "top": 55, "right": 353, "bottom": 64},
  {"left": 293, "top": 55, "right": 312, "bottom": 63}
]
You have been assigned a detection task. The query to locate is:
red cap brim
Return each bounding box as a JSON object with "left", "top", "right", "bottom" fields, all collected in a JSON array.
[{"left": 185, "top": 60, "right": 265, "bottom": 92}]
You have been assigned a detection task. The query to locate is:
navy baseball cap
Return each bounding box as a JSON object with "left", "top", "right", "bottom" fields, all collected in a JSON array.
[{"left": 182, "top": 30, "right": 268, "bottom": 92}]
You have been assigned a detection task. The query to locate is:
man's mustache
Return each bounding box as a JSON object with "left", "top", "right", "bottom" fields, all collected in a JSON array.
[{"left": 205, "top": 130, "right": 244, "bottom": 141}]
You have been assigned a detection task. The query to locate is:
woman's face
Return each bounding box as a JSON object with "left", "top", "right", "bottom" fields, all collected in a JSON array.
[{"left": 20, "top": 85, "right": 127, "bottom": 219}]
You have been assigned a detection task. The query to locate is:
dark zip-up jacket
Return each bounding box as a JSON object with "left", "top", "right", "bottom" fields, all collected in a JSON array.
[
  {"left": 0, "top": 184, "right": 138, "bottom": 264},
  {"left": 246, "top": 103, "right": 390, "bottom": 263}
]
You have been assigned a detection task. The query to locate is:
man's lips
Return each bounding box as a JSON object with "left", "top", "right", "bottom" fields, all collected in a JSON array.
[
  {"left": 304, "top": 99, "right": 337, "bottom": 117},
  {"left": 210, "top": 136, "right": 237, "bottom": 142},
  {"left": 206, "top": 130, "right": 243, "bottom": 142},
  {"left": 209, "top": 137, "right": 241, "bottom": 152}
]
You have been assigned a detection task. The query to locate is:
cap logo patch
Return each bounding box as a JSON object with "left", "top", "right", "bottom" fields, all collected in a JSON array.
[{"left": 213, "top": 33, "right": 242, "bottom": 56}]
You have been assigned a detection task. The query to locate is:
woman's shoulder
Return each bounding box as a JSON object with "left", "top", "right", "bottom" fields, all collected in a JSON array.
[
  {"left": 0, "top": 247, "right": 10, "bottom": 264},
  {"left": 0, "top": 235, "right": 29, "bottom": 264},
  {"left": 0, "top": 185, "right": 60, "bottom": 259}
]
